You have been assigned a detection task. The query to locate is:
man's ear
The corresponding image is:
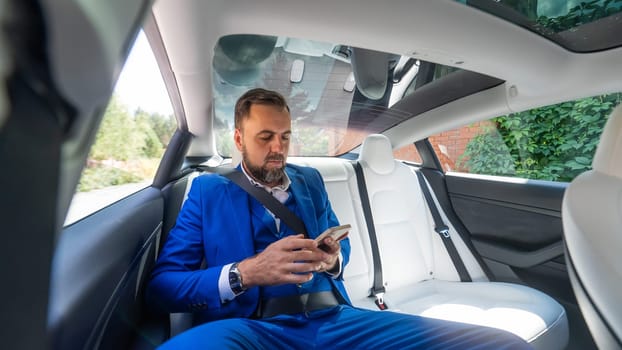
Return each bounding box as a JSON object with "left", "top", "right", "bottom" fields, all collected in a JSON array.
[{"left": 233, "top": 128, "right": 244, "bottom": 151}]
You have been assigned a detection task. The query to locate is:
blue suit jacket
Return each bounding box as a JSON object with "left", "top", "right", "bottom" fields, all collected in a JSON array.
[{"left": 147, "top": 164, "right": 352, "bottom": 323}]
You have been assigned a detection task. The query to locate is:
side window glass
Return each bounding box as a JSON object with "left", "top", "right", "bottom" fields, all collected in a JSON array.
[
  {"left": 393, "top": 143, "right": 422, "bottom": 163},
  {"left": 429, "top": 93, "right": 622, "bottom": 182},
  {"left": 64, "top": 31, "right": 176, "bottom": 225}
]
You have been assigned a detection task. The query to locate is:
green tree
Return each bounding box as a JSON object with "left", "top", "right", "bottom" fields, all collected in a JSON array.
[
  {"left": 136, "top": 108, "right": 176, "bottom": 147},
  {"left": 135, "top": 110, "right": 164, "bottom": 158},
  {"left": 90, "top": 95, "right": 143, "bottom": 161},
  {"left": 292, "top": 123, "right": 329, "bottom": 156},
  {"left": 457, "top": 123, "right": 515, "bottom": 176},
  {"left": 79, "top": 96, "right": 175, "bottom": 192}
]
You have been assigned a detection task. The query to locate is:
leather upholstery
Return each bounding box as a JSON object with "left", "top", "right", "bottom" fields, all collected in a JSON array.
[
  {"left": 291, "top": 133, "right": 569, "bottom": 349},
  {"left": 562, "top": 105, "right": 622, "bottom": 349}
]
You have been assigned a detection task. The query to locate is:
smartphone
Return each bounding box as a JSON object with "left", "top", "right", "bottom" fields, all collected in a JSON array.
[{"left": 314, "top": 224, "right": 351, "bottom": 249}]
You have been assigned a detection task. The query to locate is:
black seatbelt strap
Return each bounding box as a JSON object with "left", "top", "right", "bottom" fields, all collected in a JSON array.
[
  {"left": 224, "top": 170, "right": 308, "bottom": 238},
  {"left": 415, "top": 171, "right": 471, "bottom": 282},
  {"left": 352, "top": 162, "right": 387, "bottom": 310}
]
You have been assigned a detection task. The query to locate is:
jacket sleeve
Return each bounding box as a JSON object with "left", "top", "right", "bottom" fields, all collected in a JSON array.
[{"left": 145, "top": 176, "right": 222, "bottom": 314}]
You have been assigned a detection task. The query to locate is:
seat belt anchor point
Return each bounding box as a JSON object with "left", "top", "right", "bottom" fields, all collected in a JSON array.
[
  {"left": 436, "top": 226, "right": 450, "bottom": 238},
  {"left": 374, "top": 292, "right": 387, "bottom": 310}
]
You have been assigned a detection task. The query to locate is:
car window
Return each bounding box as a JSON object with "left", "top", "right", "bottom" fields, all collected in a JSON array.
[
  {"left": 64, "top": 31, "right": 175, "bottom": 226},
  {"left": 462, "top": 0, "right": 622, "bottom": 52},
  {"left": 429, "top": 92, "right": 622, "bottom": 182},
  {"left": 211, "top": 35, "right": 502, "bottom": 158},
  {"left": 393, "top": 143, "right": 422, "bottom": 164}
]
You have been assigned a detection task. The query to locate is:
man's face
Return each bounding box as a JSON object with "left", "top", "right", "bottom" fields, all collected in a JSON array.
[{"left": 234, "top": 104, "right": 291, "bottom": 187}]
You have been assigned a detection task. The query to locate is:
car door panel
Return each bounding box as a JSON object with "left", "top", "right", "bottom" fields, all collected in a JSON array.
[
  {"left": 419, "top": 152, "right": 596, "bottom": 350},
  {"left": 449, "top": 192, "right": 563, "bottom": 252},
  {"left": 49, "top": 187, "right": 163, "bottom": 350},
  {"left": 444, "top": 173, "right": 566, "bottom": 273},
  {"left": 420, "top": 167, "right": 570, "bottom": 297},
  {"left": 440, "top": 171, "right": 586, "bottom": 322}
]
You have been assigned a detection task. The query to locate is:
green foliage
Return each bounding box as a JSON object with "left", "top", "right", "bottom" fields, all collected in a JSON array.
[
  {"left": 459, "top": 93, "right": 621, "bottom": 182},
  {"left": 536, "top": 0, "right": 622, "bottom": 33},
  {"left": 90, "top": 96, "right": 144, "bottom": 161},
  {"left": 456, "top": 1, "right": 622, "bottom": 182},
  {"left": 78, "top": 95, "right": 177, "bottom": 192},
  {"left": 135, "top": 110, "right": 165, "bottom": 158},
  {"left": 292, "top": 124, "right": 330, "bottom": 156},
  {"left": 136, "top": 108, "right": 177, "bottom": 147},
  {"left": 77, "top": 165, "right": 143, "bottom": 192},
  {"left": 457, "top": 123, "right": 516, "bottom": 176}
]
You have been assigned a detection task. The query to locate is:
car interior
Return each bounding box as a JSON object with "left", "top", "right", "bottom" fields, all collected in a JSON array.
[
  {"left": 2, "top": 0, "right": 621, "bottom": 349},
  {"left": 562, "top": 104, "right": 622, "bottom": 350}
]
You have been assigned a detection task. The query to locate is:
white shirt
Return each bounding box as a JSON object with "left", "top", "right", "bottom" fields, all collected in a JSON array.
[{"left": 240, "top": 163, "right": 292, "bottom": 231}]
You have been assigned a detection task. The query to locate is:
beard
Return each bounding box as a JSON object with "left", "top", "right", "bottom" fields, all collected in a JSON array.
[{"left": 242, "top": 146, "right": 286, "bottom": 185}]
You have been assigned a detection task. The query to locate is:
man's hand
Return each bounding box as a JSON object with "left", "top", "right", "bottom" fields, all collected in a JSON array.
[
  {"left": 238, "top": 234, "right": 333, "bottom": 287},
  {"left": 317, "top": 236, "right": 341, "bottom": 273}
]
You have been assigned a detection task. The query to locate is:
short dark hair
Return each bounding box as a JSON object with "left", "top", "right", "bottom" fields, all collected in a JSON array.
[{"left": 234, "top": 88, "right": 290, "bottom": 129}]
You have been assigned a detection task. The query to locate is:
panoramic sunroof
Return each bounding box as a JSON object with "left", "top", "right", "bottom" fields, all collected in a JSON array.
[{"left": 463, "top": 0, "right": 622, "bottom": 52}]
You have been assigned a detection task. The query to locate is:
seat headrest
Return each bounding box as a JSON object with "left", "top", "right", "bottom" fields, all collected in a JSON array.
[
  {"left": 592, "top": 104, "right": 622, "bottom": 179},
  {"left": 358, "top": 134, "right": 395, "bottom": 174}
]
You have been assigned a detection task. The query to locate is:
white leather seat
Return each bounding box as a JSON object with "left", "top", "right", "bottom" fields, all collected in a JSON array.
[
  {"left": 180, "top": 147, "right": 569, "bottom": 348},
  {"left": 562, "top": 105, "right": 622, "bottom": 349},
  {"left": 288, "top": 156, "right": 376, "bottom": 307},
  {"left": 348, "top": 134, "right": 569, "bottom": 350}
]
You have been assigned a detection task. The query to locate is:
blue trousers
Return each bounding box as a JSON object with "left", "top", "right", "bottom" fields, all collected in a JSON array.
[{"left": 159, "top": 305, "right": 532, "bottom": 349}]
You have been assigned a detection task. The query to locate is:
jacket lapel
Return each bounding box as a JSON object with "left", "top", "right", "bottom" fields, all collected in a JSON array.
[
  {"left": 287, "top": 166, "right": 320, "bottom": 239},
  {"left": 224, "top": 179, "right": 255, "bottom": 260}
]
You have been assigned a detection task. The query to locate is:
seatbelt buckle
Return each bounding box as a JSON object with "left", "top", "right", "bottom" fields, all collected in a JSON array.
[
  {"left": 435, "top": 225, "right": 450, "bottom": 238},
  {"left": 374, "top": 292, "right": 388, "bottom": 310}
]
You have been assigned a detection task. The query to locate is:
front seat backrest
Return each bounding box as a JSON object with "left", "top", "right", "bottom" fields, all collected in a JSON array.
[{"left": 562, "top": 104, "right": 622, "bottom": 349}]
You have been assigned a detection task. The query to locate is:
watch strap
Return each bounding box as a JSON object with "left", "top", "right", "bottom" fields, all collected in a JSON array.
[{"left": 228, "top": 262, "right": 246, "bottom": 295}]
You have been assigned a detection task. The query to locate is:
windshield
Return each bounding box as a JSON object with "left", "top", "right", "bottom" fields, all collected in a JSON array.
[
  {"left": 211, "top": 35, "right": 502, "bottom": 157},
  {"left": 212, "top": 36, "right": 416, "bottom": 157}
]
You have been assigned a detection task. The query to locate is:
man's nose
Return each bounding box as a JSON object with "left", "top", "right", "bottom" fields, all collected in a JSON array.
[{"left": 270, "top": 137, "right": 284, "bottom": 153}]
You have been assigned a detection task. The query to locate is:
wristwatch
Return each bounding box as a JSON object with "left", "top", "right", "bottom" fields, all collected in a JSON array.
[{"left": 229, "top": 262, "right": 246, "bottom": 295}]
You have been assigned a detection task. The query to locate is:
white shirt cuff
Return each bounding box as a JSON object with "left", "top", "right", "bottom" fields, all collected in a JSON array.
[
  {"left": 325, "top": 251, "right": 343, "bottom": 278},
  {"left": 218, "top": 263, "right": 237, "bottom": 303}
]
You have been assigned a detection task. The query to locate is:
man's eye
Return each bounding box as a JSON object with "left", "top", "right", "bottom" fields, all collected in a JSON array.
[{"left": 282, "top": 134, "right": 291, "bottom": 141}]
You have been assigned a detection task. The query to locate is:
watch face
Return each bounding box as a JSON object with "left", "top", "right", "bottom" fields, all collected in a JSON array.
[{"left": 229, "top": 263, "right": 245, "bottom": 295}]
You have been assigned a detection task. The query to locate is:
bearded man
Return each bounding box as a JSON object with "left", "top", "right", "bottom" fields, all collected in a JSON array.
[{"left": 146, "top": 88, "right": 532, "bottom": 349}]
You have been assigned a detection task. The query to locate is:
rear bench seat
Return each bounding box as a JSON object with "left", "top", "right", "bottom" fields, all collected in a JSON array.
[
  {"left": 289, "top": 134, "right": 569, "bottom": 350},
  {"left": 170, "top": 134, "right": 568, "bottom": 348}
]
